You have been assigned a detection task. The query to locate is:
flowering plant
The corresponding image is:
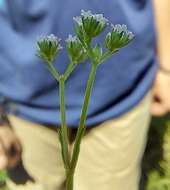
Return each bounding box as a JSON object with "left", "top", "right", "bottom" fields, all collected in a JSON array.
[{"left": 36, "top": 10, "right": 134, "bottom": 190}]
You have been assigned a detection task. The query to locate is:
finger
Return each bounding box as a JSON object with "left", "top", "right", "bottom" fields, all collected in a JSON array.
[
  {"left": 0, "top": 143, "right": 8, "bottom": 170},
  {"left": 8, "top": 140, "right": 22, "bottom": 168},
  {"left": 150, "top": 101, "right": 168, "bottom": 116},
  {"left": 0, "top": 134, "right": 22, "bottom": 168}
]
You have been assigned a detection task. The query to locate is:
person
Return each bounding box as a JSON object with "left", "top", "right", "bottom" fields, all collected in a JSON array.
[{"left": 0, "top": 0, "right": 169, "bottom": 190}]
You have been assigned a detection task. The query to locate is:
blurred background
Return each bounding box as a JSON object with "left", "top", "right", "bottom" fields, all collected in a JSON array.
[
  {"left": 1, "top": 117, "right": 169, "bottom": 190},
  {"left": 141, "top": 115, "right": 170, "bottom": 190},
  {"left": 0, "top": 0, "right": 170, "bottom": 190}
]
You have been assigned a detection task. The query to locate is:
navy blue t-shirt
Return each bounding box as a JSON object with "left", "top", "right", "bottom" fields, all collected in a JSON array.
[{"left": 0, "top": 0, "right": 157, "bottom": 127}]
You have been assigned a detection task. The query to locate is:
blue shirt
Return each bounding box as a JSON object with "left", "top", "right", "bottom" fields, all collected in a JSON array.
[{"left": 0, "top": 0, "right": 157, "bottom": 127}]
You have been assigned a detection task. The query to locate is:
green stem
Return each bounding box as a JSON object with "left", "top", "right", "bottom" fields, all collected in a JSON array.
[
  {"left": 47, "top": 61, "right": 60, "bottom": 81},
  {"left": 66, "top": 172, "right": 74, "bottom": 190},
  {"left": 100, "top": 51, "right": 112, "bottom": 64},
  {"left": 59, "top": 76, "right": 70, "bottom": 170},
  {"left": 84, "top": 41, "right": 93, "bottom": 59},
  {"left": 64, "top": 61, "right": 76, "bottom": 81},
  {"left": 87, "top": 45, "right": 93, "bottom": 59},
  {"left": 70, "top": 63, "right": 97, "bottom": 172}
]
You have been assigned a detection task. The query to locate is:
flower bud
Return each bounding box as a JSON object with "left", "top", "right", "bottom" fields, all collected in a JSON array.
[
  {"left": 92, "top": 44, "right": 103, "bottom": 64},
  {"left": 73, "top": 16, "right": 88, "bottom": 46},
  {"left": 36, "top": 34, "right": 62, "bottom": 63},
  {"left": 74, "top": 10, "right": 108, "bottom": 41},
  {"left": 66, "top": 35, "right": 87, "bottom": 63},
  {"left": 105, "top": 24, "right": 134, "bottom": 52}
]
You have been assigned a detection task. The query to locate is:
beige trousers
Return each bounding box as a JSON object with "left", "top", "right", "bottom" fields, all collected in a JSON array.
[{"left": 7, "top": 92, "right": 151, "bottom": 190}]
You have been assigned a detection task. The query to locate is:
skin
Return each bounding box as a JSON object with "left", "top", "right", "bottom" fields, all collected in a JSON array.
[
  {"left": 0, "top": 126, "right": 21, "bottom": 170},
  {"left": 0, "top": 0, "right": 169, "bottom": 169},
  {"left": 151, "top": 0, "right": 170, "bottom": 116}
]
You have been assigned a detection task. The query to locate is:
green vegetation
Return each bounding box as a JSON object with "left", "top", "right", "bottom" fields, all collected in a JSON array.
[
  {"left": 0, "top": 171, "right": 8, "bottom": 190},
  {"left": 142, "top": 115, "right": 170, "bottom": 190}
]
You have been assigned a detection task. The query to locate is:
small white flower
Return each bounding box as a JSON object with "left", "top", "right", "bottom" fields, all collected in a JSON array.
[
  {"left": 65, "top": 35, "right": 78, "bottom": 43},
  {"left": 66, "top": 34, "right": 86, "bottom": 63},
  {"left": 73, "top": 16, "right": 83, "bottom": 26},
  {"left": 74, "top": 10, "right": 108, "bottom": 38},
  {"left": 94, "top": 14, "right": 108, "bottom": 25},
  {"left": 47, "top": 34, "right": 61, "bottom": 42},
  {"left": 105, "top": 24, "right": 134, "bottom": 52},
  {"left": 38, "top": 34, "right": 60, "bottom": 43},
  {"left": 81, "top": 10, "right": 108, "bottom": 25},
  {"left": 111, "top": 24, "right": 134, "bottom": 40},
  {"left": 81, "top": 10, "right": 92, "bottom": 18},
  {"left": 36, "top": 34, "right": 62, "bottom": 62}
]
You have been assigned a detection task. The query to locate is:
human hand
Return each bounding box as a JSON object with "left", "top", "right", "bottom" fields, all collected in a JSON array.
[
  {"left": 0, "top": 126, "right": 22, "bottom": 170},
  {"left": 151, "top": 70, "right": 170, "bottom": 116}
]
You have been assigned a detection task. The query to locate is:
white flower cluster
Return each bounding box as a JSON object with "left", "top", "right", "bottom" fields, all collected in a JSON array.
[
  {"left": 65, "top": 35, "right": 78, "bottom": 43},
  {"left": 47, "top": 34, "right": 61, "bottom": 42},
  {"left": 66, "top": 34, "right": 86, "bottom": 63},
  {"left": 73, "top": 16, "right": 83, "bottom": 26},
  {"left": 111, "top": 24, "right": 134, "bottom": 40},
  {"left": 73, "top": 10, "right": 108, "bottom": 26},
  {"left": 81, "top": 10, "right": 108, "bottom": 24},
  {"left": 38, "top": 34, "right": 63, "bottom": 50}
]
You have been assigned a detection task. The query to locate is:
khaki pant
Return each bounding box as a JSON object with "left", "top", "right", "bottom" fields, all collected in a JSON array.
[{"left": 7, "top": 92, "right": 151, "bottom": 190}]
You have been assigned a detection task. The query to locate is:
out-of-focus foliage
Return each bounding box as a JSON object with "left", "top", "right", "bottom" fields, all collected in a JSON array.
[
  {"left": 142, "top": 114, "right": 170, "bottom": 190},
  {"left": 0, "top": 171, "right": 8, "bottom": 190}
]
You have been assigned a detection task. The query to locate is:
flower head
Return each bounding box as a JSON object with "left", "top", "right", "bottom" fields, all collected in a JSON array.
[
  {"left": 36, "top": 34, "right": 62, "bottom": 63},
  {"left": 81, "top": 10, "right": 108, "bottom": 38},
  {"left": 73, "top": 15, "right": 87, "bottom": 45},
  {"left": 105, "top": 24, "right": 134, "bottom": 52},
  {"left": 66, "top": 35, "right": 87, "bottom": 63},
  {"left": 74, "top": 10, "right": 108, "bottom": 41}
]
